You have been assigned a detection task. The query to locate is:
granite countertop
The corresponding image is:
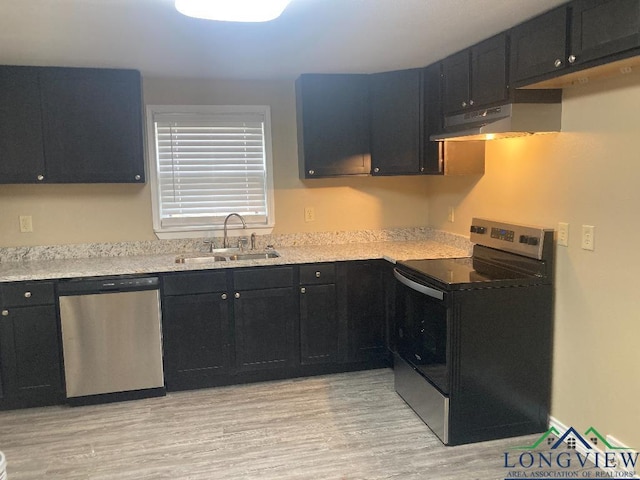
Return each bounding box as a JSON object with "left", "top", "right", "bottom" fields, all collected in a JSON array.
[{"left": 0, "top": 239, "right": 469, "bottom": 283}]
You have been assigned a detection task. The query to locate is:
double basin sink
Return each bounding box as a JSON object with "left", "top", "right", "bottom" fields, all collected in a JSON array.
[{"left": 175, "top": 248, "right": 280, "bottom": 264}]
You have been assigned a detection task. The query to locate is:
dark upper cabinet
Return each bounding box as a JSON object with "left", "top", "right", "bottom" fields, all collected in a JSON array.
[
  {"left": 471, "top": 34, "right": 510, "bottom": 107},
  {"left": 511, "top": 0, "right": 640, "bottom": 87},
  {"left": 441, "top": 50, "right": 471, "bottom": 114},
  {"left": 40, "top": 68, "right": 145, "bottom": 183},
  {"left": 509, "top": 7, "right": 570, "bottom": 86},
  {"left": 422, "top": 64, "right": 444, "bottom": 175},
  {"left": 0, "top": 282, "right": 63, "bottom": 409},
  {"left": 442, "top": 33, "right": 508, "bottom": 114},
  {"left": 0, "top": 65, "right": 145, "bottom": 184},
  {"left": 296, "top": 74, "right": 371, "bottom": 178},
  {"left": 0, "top": 67, "right": 46, "bottom": 183},
  {"left": 570, "top": 0, "right": 640, "bottom": 65},
  {"left": 369, "top": 69, "right": 423, "bottom": 175}
]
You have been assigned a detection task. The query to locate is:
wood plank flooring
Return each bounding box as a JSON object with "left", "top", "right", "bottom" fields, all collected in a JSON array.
[{"left": 0, "top": 369, "right": 569, "bottom": 479}]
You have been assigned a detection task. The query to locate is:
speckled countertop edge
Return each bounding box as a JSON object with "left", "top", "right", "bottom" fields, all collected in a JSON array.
[{"left": 0, "top": 240, "right": 470, "bottom": 283}]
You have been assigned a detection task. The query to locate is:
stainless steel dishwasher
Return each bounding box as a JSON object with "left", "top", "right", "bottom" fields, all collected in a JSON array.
[{"left": 58, "top": 276, "right": 165, "bottom": 405}]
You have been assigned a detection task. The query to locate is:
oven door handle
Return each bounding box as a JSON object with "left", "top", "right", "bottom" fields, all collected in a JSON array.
[{"left": 393, "top": 268, "right": 444, "bottom": 301}]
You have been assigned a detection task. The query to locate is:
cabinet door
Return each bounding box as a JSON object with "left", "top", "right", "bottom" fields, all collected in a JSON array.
[
  {"left": 571, "top": 0, "right": 640, "bottom": 65},
  {"left": 369, "top": 69, "right": 423, "bottom": 175},
  {"left": 234, "top": 287, "right": 296, "bottom": 372},
  {"left": 422, "top": 64, "right": 443, "bottom": 175},
  {"left": 471, "top": 33, "right": 509, "bottom": 107},
  {"left": 0, "top": 305, "right": 62, "bottom": 408},
  {"left": 39, "top": 67, "right": 145, "bottom": 183},
  {"left": 300, "top": 283, "right": 340, "bottom": 365},
  {"left": 510, "top": 6, "right": 568, "bottom": 86},
  {"left": 162, "top": 293, "right": 231, "bottom": 390},
  {"left": 441, "top": 50, "right": 471, "bottom": 114},
  {"left": 340, "top": 262, "right": 388, "bottom": 363},
  {"left": 0, "top": 66, "right": 46, "bottom": 184},
  {"left": 296, "top": 74, "right": 371, "bottom": 178}
]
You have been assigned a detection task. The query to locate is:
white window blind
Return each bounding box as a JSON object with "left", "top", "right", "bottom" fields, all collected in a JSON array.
[{"left": 147, "top": 106, "right": 275, "bottom": 237}]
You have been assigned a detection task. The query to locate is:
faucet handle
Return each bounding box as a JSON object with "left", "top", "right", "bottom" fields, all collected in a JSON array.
[{"left": 203, "top": 239, "right": 215, "bottom": 253}]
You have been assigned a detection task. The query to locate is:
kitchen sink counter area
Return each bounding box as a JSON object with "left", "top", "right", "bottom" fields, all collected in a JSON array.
[{"left": 0, "top": 238, "right": 469, "bottom": 282}]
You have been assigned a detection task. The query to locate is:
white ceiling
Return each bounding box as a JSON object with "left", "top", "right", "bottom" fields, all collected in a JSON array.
[{"left": 0, "top": 0, "right": 568, "bottom": 79}]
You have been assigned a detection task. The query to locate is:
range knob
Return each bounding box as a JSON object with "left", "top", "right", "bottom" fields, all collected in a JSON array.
[{"left": 470, "top": 226, "right": 486, "bottom": 234}]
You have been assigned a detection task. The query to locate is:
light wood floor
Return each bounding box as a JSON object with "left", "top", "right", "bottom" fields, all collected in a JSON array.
[{"left": 0, "top": 369, "right": 560, "bottom": 479}]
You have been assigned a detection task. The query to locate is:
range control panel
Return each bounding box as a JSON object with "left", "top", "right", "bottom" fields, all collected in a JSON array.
[{"left": 470, "top": 218, "right": 553, "bottom": 260}]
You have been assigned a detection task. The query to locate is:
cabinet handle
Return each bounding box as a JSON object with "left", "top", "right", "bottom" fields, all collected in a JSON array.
[
  {"left": 308, "top": 169, "right": 315, "bottom": 175},
  {"left": 315, "top": 271, "right": 321, "bottom": 278},
  {"left": 37, "top": 174, "right": 44, "bottom": 181},
  {"left": 469, "top": 99, "right": 474, "bottom": 106},
  {"left": 234, "top": 292, "right": 240, "bottom": 299},
  {"left": 221, "top": 293, "right": 227, "bottom": 300},
  {"left": 1, "top": 310, "right": 8, "bottom": 317},
  {"left": 461, "top": 101, "right": 467, "bottom": 108},
  {"left": 373, "top": 167, "right": 380, "bottom": 173},
  {"left": 554, "top": 59, "right": 563, "bottom": 68},
  {"left": 24, "top": 291, "right": 32, "bottom": 298},
  {"left": 420, "top": 167, "right": 425, "bottom": 172},
  {"left": 568, "top": 55, "right": 576, "bottom": 64},
  {"left": 300, "top": 287, "right": 306, "bottom": 294},
  {"left": 134, "top": 174, "right": 141, "bottom": 181}
]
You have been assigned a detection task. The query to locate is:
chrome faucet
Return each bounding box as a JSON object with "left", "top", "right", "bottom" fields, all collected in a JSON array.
[{"left": 223, "top": 213, "right": 247, "bottom": 248}]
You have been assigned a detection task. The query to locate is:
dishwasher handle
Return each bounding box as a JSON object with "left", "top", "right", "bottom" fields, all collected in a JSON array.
[{"left": 58, "top": 276, "right": 159, "bottom": 295}]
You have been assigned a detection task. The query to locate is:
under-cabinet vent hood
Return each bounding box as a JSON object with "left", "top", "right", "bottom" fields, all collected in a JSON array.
[{"left": 431, "top": 91, "right": 562, "bottom": 142}]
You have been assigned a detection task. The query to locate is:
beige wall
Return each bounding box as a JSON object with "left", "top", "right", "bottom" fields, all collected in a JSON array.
[
  {"left": 0, "top": 77, "right": 430, "bottom": 247},
  {"left": 426, "top": 70, "right": 640, "bottom": 447}
]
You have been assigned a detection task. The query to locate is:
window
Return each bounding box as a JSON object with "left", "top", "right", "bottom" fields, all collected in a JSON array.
[{"left": 146, "top": 105, "right": 275, "bottom": 239}]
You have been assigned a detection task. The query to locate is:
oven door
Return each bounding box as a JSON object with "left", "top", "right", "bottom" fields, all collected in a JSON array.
[{"left": 393, "top": 268, "right": 449, "bottom": 395}]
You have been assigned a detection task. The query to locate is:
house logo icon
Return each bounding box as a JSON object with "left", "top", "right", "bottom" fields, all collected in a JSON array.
[
  {"left": 513, "top": 426, "right": 629, "bottom": 451},
  {"left": 503, "top": 426, "right": 639, "bottom": 479}
]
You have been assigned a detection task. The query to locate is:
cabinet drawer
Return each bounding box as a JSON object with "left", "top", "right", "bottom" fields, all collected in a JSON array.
[
  {"left": 1, "top": 281, "right": 55, "bottom": 307},
  {"left": 300, "top": 264, "right": 336, "bottom": 285},
  {"left": 163, "top": 271, "right": 228, "bottom": 296},
  {"left": 234, "top": 267, "right": 293, "bottom": 291}
]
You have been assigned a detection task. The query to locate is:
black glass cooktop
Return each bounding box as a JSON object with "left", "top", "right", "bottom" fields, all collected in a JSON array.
[{"left": 397, "top": 256, "right": 540, "bottom": 290}]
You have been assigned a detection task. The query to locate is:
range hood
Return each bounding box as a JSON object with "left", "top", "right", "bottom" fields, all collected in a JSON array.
[{"left": 431, "top": 91, "right": 562, "bottom": 142}]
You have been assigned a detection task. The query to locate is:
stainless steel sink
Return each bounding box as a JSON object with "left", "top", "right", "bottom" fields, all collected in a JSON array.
[
  {"left": 228, "top": 252, "right": 280, "bottom": 261},
  {"left": 175, "top": 254, "right": 227, "bottom": 264},
  {"left": 175, "top": 250, "right": 279, "bottom": 264}
]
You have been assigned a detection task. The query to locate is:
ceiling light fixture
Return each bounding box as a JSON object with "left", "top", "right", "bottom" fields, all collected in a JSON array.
[{"left": 175, "top": 0, "right": 294, "bottom": 22}]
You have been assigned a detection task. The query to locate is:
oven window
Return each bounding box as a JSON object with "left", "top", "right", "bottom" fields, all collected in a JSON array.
[{"left": 396, "top": 280, "right": 449, "bottom": 394}]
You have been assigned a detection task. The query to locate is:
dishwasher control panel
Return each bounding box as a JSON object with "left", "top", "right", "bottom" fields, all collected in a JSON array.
[{"left": 58, "top": 276, "right": 159, "bottom": 295}]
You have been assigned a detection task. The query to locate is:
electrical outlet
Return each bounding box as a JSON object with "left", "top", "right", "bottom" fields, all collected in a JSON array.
[
  {"left": 448, "top": 206, "right": 455, "bottom": 223},
  {"left": 304, "top": 207, "right": 315, "bottom": 222},
  {"left": 19, "top": 215, "right": 33, "bottom": 233},
  {"left": 581, "top": 225, "right": 595, "bottom": 251},
  {"left": 557, "top": 222, "right": 569, "bottom": 247}
]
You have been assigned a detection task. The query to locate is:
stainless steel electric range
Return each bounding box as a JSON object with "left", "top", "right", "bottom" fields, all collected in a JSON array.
[{"left": 393, "top": 218, "right": 554, "bottom": 446}]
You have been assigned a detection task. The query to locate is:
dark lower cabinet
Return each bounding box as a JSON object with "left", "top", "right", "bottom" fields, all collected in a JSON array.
[
  {"left": 338, "top": 261, "right": 389, "bottom": 363},
  {"left": 0, "top": 281, "right": 63, "bottom": 409},
  {"left": 234, "top": 286, "right": 297, "bottom": 372},
  {"left": 162, "top": 292, "right": 231, "bottom": 390},
  {"left": 299, "top": 264, "right": 341, "bottom": 365},
  {"left": 162, "top": 270, "right": 231, "bottom": 391}
]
